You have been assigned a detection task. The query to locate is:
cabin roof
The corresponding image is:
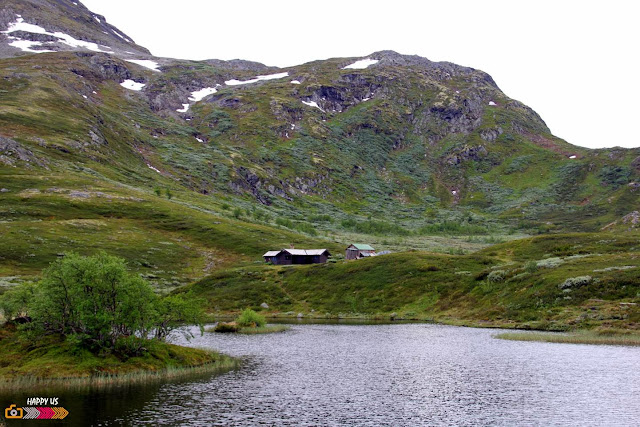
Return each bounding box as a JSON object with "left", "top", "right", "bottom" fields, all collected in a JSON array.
[
  {"left": 263, "top": 249, "right": 330, "bottom": 257},
  {"left": 349, "top": 243, "right": 375, "bottom": 251},
  {"left": 263, "top": 250, "right": 282, "bottom": 257}
]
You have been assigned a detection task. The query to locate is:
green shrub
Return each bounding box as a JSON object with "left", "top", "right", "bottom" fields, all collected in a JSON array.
[
  {"left": 524, "top": 261, "right": 538, "bottom": 274},
  {"left": 487, "top": 270, "right": 506, "bottom": 283},
  {"left": 599, "top": 166, "right": 631, "bottom": 188},
  {"left": 0, "top": 253, "right": 204, "bottom": 354},
  {"left": 236, "top": 308, "right": 266, "bottom": 328}
]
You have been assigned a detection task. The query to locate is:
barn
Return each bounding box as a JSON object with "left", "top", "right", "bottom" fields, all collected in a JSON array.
[
  {"left": 263, "top": 249, "right": 331, "bottom": 265},
  {"left": 345, "top": 243, "right": 376, "bottom": 260}
]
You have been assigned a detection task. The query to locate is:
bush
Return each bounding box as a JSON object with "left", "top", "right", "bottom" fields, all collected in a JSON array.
[
  {"left": 524, "top": 261, "right": 538, "bottom": 274},
  {"left": 0, "top": 253, "right": 204, "bottom": 354},
  {"left": 487, "top": 270, "right": 506, "bottom": 283},
  {"left": 0, "top": 282, "right": 36, "bottom": 320},
  {"left": 559, "top": 276, "right": 593, "bottom": 290},
  {"left": 236, "top": 308, "right": 266, "bottom": 328}
]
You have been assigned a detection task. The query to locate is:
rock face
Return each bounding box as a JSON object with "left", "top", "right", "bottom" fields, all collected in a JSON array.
[
  {"left": 0, "top": 137, "right": 45, "bottom": 167},
  {"left": 0, "top": 0, "right": 150, "bottom": 58}
]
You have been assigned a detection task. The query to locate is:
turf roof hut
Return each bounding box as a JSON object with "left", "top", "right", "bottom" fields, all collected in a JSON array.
[
  {"left": 263, "top": 249, "right": 331, "bottom": 265},
  {"left": 345, "top": 243, "right": 376, "bottom": 260}
]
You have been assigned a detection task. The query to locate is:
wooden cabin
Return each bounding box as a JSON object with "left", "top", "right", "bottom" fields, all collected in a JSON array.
[
  {"left": 263, "top": 249, "right": 331, "bottom": 265},
  {"left": 345, "top": 243, "right": 376, "bottom": 260}
]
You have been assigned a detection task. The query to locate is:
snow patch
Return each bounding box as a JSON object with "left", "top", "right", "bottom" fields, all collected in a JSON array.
[
  {"left": 195, "top": 137, "right": 204, "bottom": 143},
  {"left": 302, "top": 100, "right": 324, "bottom": 112},
  {"left": 113, "top": 30, "right": 131, "bottom": 43},
  {"left": 7, "top": 39, "right": 54, "bottom": 53},
  {"left": 291, "top": 80, "right": 301, "bottom": 85},
  {"left": 120, "top": 80, "right": 145, "bottom": 91},
  {"left": 189, "top": 87, "right": 218, "bottom": 102},
  {"left": 94, "top": 17, "right": 101, "bottom": 24},
  {"left": 176, "top": 104, "right": 190, "bottom": 113},
  {"left": 82, "top": 95, "right": 87, "bottom": 99},
  {"left": 225, "top": 72, "right": 289, "bottom": 86},
  {"left": 343, "top": 58, "right": 379, "bottom": 69},
  {"left": 488, "top": 101, "right": 497, "bottom": 106},
  {"left": 126, "top": 59, "right": 161, "bottom": 72},
  {"left": 147, "top": 164, "right": 161, "bottom": 174},
  {"left": 2, "top": 16, "right": 111, "bottom": 53},
  {"left": 569, "top": 155, "right": 577, "bottom": 159},
  {"left": 362, "top": 97, "right": 370, "bottom": 102}
]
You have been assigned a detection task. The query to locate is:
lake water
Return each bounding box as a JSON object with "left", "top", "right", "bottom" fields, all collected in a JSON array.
[{"left": 3, "top": 323, "right": 640, "bottom": 426}]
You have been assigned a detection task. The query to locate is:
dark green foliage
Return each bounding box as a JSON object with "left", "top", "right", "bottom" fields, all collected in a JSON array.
[
  {"left": 1, "top": 253, "right": 205, "bottom": 354},
  {"left": 599, "top": 166, "right": 631, "bottom": 188}
]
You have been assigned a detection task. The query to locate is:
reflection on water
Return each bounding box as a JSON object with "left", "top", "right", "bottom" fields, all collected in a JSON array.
[{"left": 2, "top": 324, "right": 639, "bottom": 426}]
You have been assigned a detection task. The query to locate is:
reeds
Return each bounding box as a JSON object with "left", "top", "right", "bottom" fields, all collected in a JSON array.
[
  {"left": 237, "top": 325, "right": 290, "bottom": 334},
  {"left": 495, "top": 331, "right": 640, "bottom": 346},
  {"left": 0, "top": 355, "right": 239, "bottom": 393}
]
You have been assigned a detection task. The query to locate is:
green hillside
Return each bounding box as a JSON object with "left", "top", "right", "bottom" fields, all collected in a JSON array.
[
  {"left": 183, "top": 232, "right": 640, "bottom": 331},
  {"left": 0, "top": 0, "right": 638, "bottom": 332}
]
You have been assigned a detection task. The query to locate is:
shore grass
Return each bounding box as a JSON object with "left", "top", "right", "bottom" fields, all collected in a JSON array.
[
  {"left": 0, "top": 356, "right": 239, "bottom": 392},
  {"left": 0, "top": 325, "right": 239, "bottom": 391},
  {"left": 237, "top": 325, "right": 290, "bottom": 334},
  {"left": 495, "top": 330, "right": 640, "bottom": 346}
]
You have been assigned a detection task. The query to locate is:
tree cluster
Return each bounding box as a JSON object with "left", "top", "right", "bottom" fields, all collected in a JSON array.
[{"left": 0, "top": 253, "right": 204, "bottom": 355}]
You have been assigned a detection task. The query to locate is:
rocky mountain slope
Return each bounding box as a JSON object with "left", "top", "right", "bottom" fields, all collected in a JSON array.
[
  {"left": 0, "top": 0, "right": 638, "bottom": 292},
  {"left": 0, "top": 0, "right": 149, "bottom": 57}
]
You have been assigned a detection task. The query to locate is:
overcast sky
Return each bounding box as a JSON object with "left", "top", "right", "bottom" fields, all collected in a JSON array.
[{"left": 81, "top": 0, "right": 639, "bottom": 149}]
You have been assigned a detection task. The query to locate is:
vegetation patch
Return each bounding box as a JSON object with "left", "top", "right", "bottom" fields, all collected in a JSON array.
[
  {"left": 495, "top": 330, "right": 640, "bottom": 346},
  {"left": 0, "top": 253, "right": 236, "bottom": 389}
]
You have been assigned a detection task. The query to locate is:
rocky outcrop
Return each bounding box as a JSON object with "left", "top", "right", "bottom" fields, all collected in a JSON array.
[
  {"left": 446, "top": 144, "right": 488, "bottom": 165},
  {"left": 71, "top": 53, "right": 132, "bottom": 82},
  {"left": 0, "top": 136, "right": 46, "bottom": 167},
  {"left": 480, "top": 127, "right": 504, "bottom": 142},
  {"left": 601, "top": 211, "right": 640, "bottom": 231}
]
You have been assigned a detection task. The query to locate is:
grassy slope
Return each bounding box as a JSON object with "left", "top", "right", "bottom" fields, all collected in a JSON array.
[
  {"left": 183, "top": 232, "right": 640, "bottom": 331},
  {"left": 0, "top": 323, "right": 236, "bottom": 387},
  {"left": 0, "top": 169, "right": 345, "bottom": 291}
]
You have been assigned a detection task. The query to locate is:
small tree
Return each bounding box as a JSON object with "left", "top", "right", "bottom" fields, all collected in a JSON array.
[
  {"left": 0, "top": 282, "right": 36, "bottom": 320},
  {"left": 155, "top": 294, "right": 206, "bottom": 341},
  {"left": 1, "top": 253, "right": 206, "bottom": 355},
  {"left": 29, "top": 252, "right": 159, "bottom": 351}
]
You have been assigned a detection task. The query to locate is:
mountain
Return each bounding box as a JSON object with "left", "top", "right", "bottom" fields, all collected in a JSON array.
[
  {"left": 0, "top": 0, "right": 149, "bottom": 57},
  {"left": 0, "top": 1, "right": 638, "bottom": 299}
]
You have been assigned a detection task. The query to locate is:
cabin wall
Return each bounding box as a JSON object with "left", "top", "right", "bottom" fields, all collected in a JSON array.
[{"left": 346, "top": 248, "right": 359, "bottom": 260}]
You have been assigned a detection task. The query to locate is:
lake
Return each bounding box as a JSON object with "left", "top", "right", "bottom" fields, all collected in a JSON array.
[{"left": 3, "top": 323, "right": 640, "bottom": 426}]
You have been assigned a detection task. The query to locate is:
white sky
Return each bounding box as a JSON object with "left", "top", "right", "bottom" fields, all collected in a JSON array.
[{"left": 81, "top": 0, "right": 639, "bottom": 149}]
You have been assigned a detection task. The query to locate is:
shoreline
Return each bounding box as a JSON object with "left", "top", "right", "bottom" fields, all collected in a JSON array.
[{"left": 0, "top": 353, "right": 240, "bottom": 393}]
